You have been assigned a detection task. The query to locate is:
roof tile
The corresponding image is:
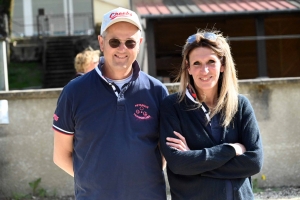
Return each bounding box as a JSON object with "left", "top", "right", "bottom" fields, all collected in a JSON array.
[{"left": 278, "top": 0, "right": 297, "bottom": 9}]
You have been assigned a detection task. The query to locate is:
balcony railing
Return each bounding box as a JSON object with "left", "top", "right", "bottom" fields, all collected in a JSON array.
[{"left": 11, "top": 12, "right": 94, "bottom": 38}]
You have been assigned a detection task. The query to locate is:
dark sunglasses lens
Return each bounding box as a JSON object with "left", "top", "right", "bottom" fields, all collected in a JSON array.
[
  {"left": 125, "top": 40, "right": 136, "bottom": 49},
  {"left": 109, "top": 39, "right": 120, "bottom": 48}
]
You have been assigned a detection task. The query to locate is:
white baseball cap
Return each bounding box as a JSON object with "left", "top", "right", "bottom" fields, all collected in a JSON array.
[{"left": 100, "top": 7, "right": 142, "bottom": 35}]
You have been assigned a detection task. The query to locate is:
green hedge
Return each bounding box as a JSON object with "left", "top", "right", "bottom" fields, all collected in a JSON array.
[{"left": 8, "top": 62, "right": 42, "bottom": 90}]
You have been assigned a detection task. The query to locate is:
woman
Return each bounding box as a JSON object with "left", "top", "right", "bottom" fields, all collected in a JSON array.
[
  {"left": 159, "top": 30, "right": 263, "bottom": 200},
  {"left": 74, "top": 48, "right": 100, "bottom": 77}
]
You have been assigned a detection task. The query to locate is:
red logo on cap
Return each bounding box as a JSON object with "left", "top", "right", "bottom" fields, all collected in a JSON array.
[{"left": 110, "top": 11, "right": 133, "bottom": 20}]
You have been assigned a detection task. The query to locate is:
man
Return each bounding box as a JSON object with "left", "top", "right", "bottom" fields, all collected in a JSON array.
[{"left": 52, "top": 7, "right": 168, "bottom": 200}]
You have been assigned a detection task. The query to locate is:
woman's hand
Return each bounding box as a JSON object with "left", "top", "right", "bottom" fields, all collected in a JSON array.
[
  {"left": 228, "top": 143, "right": 246, "bottom": 156},
  {"left": 166, "top": 131, "right": 190, "bottom": 151}
]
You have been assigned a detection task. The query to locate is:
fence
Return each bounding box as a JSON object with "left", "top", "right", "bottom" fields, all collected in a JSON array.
[{"left": 11, "top": 13, "right": 94, "bottom": 38}]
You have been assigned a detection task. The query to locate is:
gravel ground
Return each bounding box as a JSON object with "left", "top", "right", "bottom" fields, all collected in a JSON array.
[
  {"left": 254, "top": 187, "right": 300, "bottom": 200},
  {"left": 1, "top": 186, "right": 300, "bottom": 200}
]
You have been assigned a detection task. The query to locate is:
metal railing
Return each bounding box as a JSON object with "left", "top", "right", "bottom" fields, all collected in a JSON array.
[{"left": 11, "top": 13, "right": 94, "bottom": 38}]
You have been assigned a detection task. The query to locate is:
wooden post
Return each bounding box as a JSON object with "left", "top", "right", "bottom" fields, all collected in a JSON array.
[
  {"left": 145, "top": 19, "right": 157, "bottom": 77},
  {"left": 255, "top": 16, "right": 268, "bottom": 78}
]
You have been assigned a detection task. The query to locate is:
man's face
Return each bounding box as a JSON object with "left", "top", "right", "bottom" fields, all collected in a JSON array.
[{"left": 98, "top": 22, "right": 142, "bottom": 79}]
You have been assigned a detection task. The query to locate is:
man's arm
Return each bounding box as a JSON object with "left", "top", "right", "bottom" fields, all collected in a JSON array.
[{"left": 53, "top": 130, "right": 74, "bottom": 177}]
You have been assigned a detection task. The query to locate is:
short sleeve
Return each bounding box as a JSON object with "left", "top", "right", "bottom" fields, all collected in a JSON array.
[{"left": 52, "top": 87, "right": 75, "bottom": 135}]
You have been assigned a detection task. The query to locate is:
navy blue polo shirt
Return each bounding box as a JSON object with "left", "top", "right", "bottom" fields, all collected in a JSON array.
[{"left": 53, "top": 61, "right": 168, "bottom": 200}]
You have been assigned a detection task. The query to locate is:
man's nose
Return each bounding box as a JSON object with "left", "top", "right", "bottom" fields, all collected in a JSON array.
[{"left": 118, "top": 42, "right": 127, "bottom": 50}]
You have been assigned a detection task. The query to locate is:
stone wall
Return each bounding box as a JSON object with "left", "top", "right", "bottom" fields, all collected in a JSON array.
[{"left": 0, "top": 78, "right": 300, "bottom": 197}]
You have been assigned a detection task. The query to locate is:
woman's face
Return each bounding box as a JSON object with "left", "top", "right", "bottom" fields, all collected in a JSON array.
[{"left": 187, "top": 47, "right": 224, "bottom": 95}]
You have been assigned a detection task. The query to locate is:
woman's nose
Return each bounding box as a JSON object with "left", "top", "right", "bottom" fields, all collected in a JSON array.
[{"left": 200, "top": 65, "right": 209, "bottom": 73}]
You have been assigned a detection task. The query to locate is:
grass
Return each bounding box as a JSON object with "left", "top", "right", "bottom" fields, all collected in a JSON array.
[{"left": 7, "top": 62, "right": 43, "bottom": 90}]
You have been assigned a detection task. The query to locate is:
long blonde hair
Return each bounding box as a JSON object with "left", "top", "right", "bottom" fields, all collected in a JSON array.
[{"left": 175, "top": 29, "right": 239, "bottom": 127}]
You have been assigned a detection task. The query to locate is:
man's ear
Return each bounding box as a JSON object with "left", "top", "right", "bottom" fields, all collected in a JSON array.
[
  {"left": 98, "top": 35, "right": 104, "bottom": 52},
  {"left": 136, "top": 37, "right": 143, "bottom": 53},
  {"left": 139, "top": 37, "right": 143, "bottom": 44}
]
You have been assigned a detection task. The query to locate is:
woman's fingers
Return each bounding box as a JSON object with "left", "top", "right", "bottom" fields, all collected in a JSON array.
[
  {"left": 166, "top": 131, "right": 190, "bottom": 151},
  {"left": 173, "top": 131, "right": 183, "bottom": 139},
  {"left": 173, "top": 131, "right": 187, "bottom": 143},
  {"left": 166, "top": 142, "right": 185, "bottom": 151},
  {"left": 228, "top": 143, "right": 246, "bottom": 156},
  {"left": 166, "top": 137, "right": 185, "bottom": 149},
  {"left": 173, "top": 131, "right": 190, "bottom": 151},
  {"left": 166, "top": 137, "right": 181, "bottom": 143}
]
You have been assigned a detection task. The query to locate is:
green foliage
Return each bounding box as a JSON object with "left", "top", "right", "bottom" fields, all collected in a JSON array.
[
  {"left": 11, "top": 193, "right": 30, "bottom": 200},
  {"left": 29, "top": 178, "right": 43, "bottom": 196},
  {"left": 11, "top": 178, "right": 53, "bottom": 199},
  {"left": 37, "top": 188, "right": 47, "bottom": 197},
  {"left": 8, "top": 62, "right": 42, "bottom": 90},
  {"left": 252, "top": 174, "right": 266, "bottom": 193},
  {"left": 252, "top": 178, "right": 263, "bottom": 193}
]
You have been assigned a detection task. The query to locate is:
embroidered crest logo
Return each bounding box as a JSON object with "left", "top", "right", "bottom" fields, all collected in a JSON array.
[
  {"left": 53, "top": 114, "right": 59, "bottom": 121},
  {"left": 134, "top": 104, "right": 151, "bottom": 120}
]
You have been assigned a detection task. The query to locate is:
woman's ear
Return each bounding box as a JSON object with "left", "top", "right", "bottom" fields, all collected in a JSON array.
[
  {"left": 186, "top": 60, "right": 191, "bottom": 74},
  {"left": 220, "top": 57, "right": 225, "bottom": 72},
  {"left": 220, "top": 65, "right": 225, "bottom": 73}
]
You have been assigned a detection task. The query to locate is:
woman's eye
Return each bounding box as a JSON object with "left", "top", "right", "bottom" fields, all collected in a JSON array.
[
  {"left": 193, "top": 61, "right": 200, "bottom": 65},
  {"left": 208, "top": 60, "right": 215, "bottom": 64}
]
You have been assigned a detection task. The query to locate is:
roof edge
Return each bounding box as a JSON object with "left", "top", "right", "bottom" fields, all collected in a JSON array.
[{"left": 139, "top": 9, "right": 300, "bottom": 19}]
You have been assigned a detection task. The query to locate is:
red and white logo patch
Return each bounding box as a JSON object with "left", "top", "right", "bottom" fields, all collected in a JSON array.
[
  {"left": 109, "top": 11, "right": 133, "bottom": 20},
  {"left": 134, "top": 104, "right": 151, "bottom": 120},
  {"left": 53, "top": 114, "right": 59, "bottom": 121}
]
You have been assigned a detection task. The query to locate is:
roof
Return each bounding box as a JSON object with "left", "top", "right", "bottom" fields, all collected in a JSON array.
[{"left": 134, "top": 0, "right": 300, "bottom": 18}]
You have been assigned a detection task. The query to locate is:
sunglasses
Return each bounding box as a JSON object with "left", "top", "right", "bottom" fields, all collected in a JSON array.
[
  {"left": 187, "top": 32, "right": 217, "bottom": 44},
  {"left": 108, "top": 38, "right": 137, "bottom": 49}
]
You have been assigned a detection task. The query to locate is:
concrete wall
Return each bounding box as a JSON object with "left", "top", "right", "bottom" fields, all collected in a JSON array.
[
  {"left": 0, "top": 89, "right": 73, "bottom": 198},
  {"left": 0, "top": 78, "right": 300, "bottom": 197}
]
